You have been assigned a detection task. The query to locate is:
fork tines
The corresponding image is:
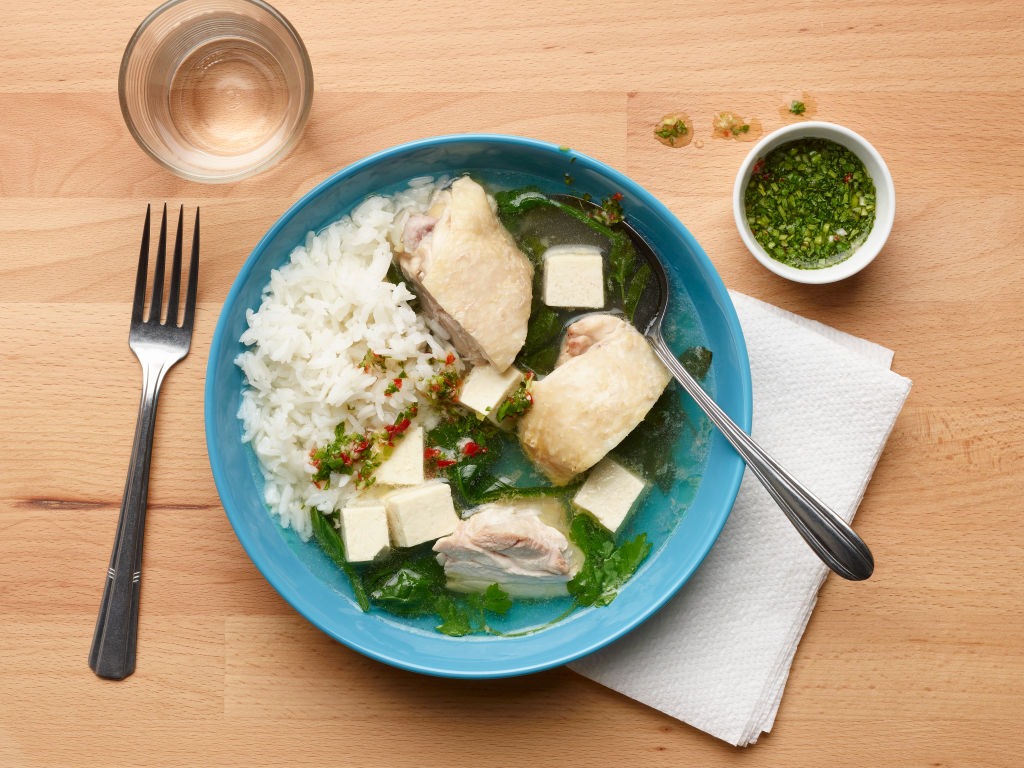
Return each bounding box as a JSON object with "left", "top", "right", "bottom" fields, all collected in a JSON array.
[{"left": 133, "top": 203, "right": 199, "bottom": 331}]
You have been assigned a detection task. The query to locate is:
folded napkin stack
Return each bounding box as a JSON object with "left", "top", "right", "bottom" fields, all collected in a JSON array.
[{"left": 569, "top": 291, "right": 912, "bottom": 746}]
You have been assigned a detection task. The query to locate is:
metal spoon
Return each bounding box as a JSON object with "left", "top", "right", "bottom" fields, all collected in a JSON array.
[{"left": 547, "top": 196, "right": 874, "bottom": 580}]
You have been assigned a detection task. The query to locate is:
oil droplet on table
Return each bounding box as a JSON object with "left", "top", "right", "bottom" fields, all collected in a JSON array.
[
  {"left": 653, "top": 111, "right": 693, "bottom": 147},
  {"left": 779, "top": 91, "right": 818, "bottom": 122},
  {"left": 711, "top": 112, "right": 763, "bottom": 142}
]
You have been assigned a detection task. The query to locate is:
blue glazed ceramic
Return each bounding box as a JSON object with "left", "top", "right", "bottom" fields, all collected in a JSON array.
[{"left": 204, "top": 134, "right": 752, "bottom": 678}]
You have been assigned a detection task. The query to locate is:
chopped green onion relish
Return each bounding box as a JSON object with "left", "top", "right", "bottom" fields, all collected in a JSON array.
[{"left": 743, "top": 137, "right": 876, "bottom": 269}]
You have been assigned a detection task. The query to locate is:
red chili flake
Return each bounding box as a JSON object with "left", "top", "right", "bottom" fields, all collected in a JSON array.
[
  {"left": 424, "top": 447, "right": 441, "bottom": 460},
  {"left": 463, "top": 441, "right": 486, "bottom": 457},
  {"left": 312, "top": 480, "right": 322, "bottom": 489},
  {"left": 341, "top": 453, "right": 353, "bottom": 466},
  {"left": 611, "top": 192, "right": 623, "bottom": 201},
  {"left": 752, "top": 160, "right": 764, "bottom": 175},
  {"left": 393, "top": 378, "right": 403, "bottom": 389},
  {"left": 445, "top": 352, "right": 456, "bottom": 365},
  {"left": 385, "top": 418, "right": 411, "bottom": 436},
  {"left": 353, "top": 441, "right": 369, "bottom": 454},
  {"left": 843, "top": 173, "right": 853, "bottom": 183},
  {"left": 436, "top": 459, "right": 456, "bottom": 468}
]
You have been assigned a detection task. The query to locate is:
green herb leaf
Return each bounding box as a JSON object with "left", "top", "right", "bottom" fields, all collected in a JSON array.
[
  {"left": 623, "top": 263, "right": 651, "bottom": 321},
  {"left": 482, "top": 583, "right": 513, "bottom": 615},
  {"left": 678, "top": 346, "right": 713, "bottom": 380},
  {"left": 518, "top": 345, "right": 560, "bottom": 377},
  {"left": 789, "top": 101, "right": 806, "bottom": 116},
  {"left": 655, "top": 119, "right": 688, "bottom": 145},
  {"left": 364, "top": 551, "right": 446, "bottom": 617},
  {"left": 564, "top": 173, "right": 575, "bottom": 185},
  {"left": 608, "top": 233, "right": 637, "bottom": 301},
  {"left": 433, "top": 593, "right": 474, "bottom": 636},
  {"left": 567, "top": 511, "right": 652, "bottom": 608},
  {"left": 566, "top": 514, "right": 615, "bottom": 607},
  {"left": 309, "top": 509, "right": 369, "bottom": 611},
  {"left": 427, "top": 412, "right": 503, "bottom": 506},
  {"left": 601, "top": 533, "right": 651, "bottom": 595},
  {"left": 521, "top": 305, "right": 561, "bottom": 356}
]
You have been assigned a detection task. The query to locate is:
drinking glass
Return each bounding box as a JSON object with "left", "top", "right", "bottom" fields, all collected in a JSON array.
[{"left": 119, "top": 0, "right": 313, "bottom": 183}]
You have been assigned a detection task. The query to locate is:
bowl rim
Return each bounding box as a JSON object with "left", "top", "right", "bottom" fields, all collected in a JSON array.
[
  {"left": 731, "top": 121, "right": 896, "bottom": 284},
  {"left": 118, "top": 0, "right": 314, "bottom": 184},
  {"left": 204, "top": 133, "right": 753, "bottom": 677}
]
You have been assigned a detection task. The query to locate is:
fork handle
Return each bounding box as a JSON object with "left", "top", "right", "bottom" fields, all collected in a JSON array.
[
  {"left": 89, "top": 359, "right": 169, "bottom": 679},
  {"left": 647, "top": 332, "right": 875, "bottom": 581}
]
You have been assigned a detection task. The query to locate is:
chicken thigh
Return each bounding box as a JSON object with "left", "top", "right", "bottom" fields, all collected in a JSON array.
[
  {"left": 433, "top": 501, "right": 581, "bottom": 598},
  {"left": 518, "top": 314, "right": 671, "bottom": 485},
  {"left": 397, "top": 177, "right": 533, "bottom": 372}
]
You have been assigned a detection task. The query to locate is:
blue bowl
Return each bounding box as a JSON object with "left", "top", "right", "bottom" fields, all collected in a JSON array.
[{"left": 205, "top": 134, "right": 752, "bottom": 678}]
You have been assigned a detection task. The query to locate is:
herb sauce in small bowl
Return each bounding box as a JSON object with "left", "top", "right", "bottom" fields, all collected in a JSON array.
[{"left": 732, "top": 122, "right": 895, "bottom": 284}]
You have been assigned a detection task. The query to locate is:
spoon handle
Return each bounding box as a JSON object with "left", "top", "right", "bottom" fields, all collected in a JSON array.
[{"left": 648, "top": 333, "right": 875, "bottom": 581}]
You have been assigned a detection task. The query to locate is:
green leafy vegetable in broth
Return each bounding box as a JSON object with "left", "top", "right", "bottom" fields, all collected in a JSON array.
[
  {"left": 425, "top": 409, "right": 571, "bottom": 505},
  {"left": 567, "top": 513, "right": 652, "bottom": 607},
  {"left": 623, "top": 263, "right": 652, "bottom": 322},
  {"left": 520, "top": 305, "right": 561, "bottom": 356},
  {"left": 309, "top": 509, "right": 370, "bottom": 612},
  {"left": 679, "top": 345, "right": 713, "bottom": 381},
  {"left": 362, "top": 550, "right": 511, "bottom": 636},
  {"left": 425, "top": 411, "right": 502, "bottom": 503},
  {"left": 612, "top": 381, "right": 692, "bottom": 495},
  {"left": 518, "top": 345, "right": 560, "bottom": 377}
]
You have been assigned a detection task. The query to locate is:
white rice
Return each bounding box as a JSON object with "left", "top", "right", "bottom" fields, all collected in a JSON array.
[{"left": 235, "top": 176, "right": 456, "bottom": 540}]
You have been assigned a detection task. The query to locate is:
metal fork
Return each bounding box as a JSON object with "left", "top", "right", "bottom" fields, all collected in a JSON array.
[{"left": 89, "top": 203, "right": 199, "bottom": 680}]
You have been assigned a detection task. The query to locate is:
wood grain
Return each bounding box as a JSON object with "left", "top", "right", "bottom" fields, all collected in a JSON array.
[{"left": 2, "top": 0, "right": 1023, "bottom": 765}]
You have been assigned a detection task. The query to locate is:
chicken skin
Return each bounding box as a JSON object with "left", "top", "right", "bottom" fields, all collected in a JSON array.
[
  {"left": 397, "top": 177, "right": 533, "bottom": 372},
  {"left": 518, "top": 314, "right": 671, "bottom": 485}
]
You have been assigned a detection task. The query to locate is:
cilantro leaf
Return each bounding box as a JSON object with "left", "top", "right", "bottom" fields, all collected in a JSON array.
[
  {"left": 567, "top": 513, "right": 653, "bottom": 608},
  {"left": 482, "top": 583, "right": 513, "bottom": 615},
  {"left": 433, "top": 593, "right": 474, "bottom": 636},
  {"left": 602, "top": 534, "right": 652, "bottom": 595}
]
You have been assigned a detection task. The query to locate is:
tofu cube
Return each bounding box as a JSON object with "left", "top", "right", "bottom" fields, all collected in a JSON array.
[
  {"left": 543, "top": 245, "right": 605, "bottom": 308},
  {"left": 573, "top": 458, "right": 648, "bottom": 534},
  {"left": 384, "top": 481, "right": 459, "bottom": 548},
  {"left": 459, "top": 364, "right": 523, "bottom": 419},
  {"left": 339, "top": 504, "right": 391, "bottom": 563},
  {"left": 375, "top": 426, "right": 424, "bottom": 486}
]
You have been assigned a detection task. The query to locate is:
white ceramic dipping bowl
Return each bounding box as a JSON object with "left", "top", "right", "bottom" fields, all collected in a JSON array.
[{"left": 732, "top": 121, "right": 895, "bottom": 284}]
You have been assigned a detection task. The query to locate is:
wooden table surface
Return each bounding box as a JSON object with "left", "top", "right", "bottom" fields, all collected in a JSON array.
[{"left": 3, "top": 0, "right": 1022, "bottom": 765}]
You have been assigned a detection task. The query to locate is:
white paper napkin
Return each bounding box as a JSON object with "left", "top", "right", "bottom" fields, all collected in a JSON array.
[{"left": 569, "top": 291, "right": 912, "bottom": 747}]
